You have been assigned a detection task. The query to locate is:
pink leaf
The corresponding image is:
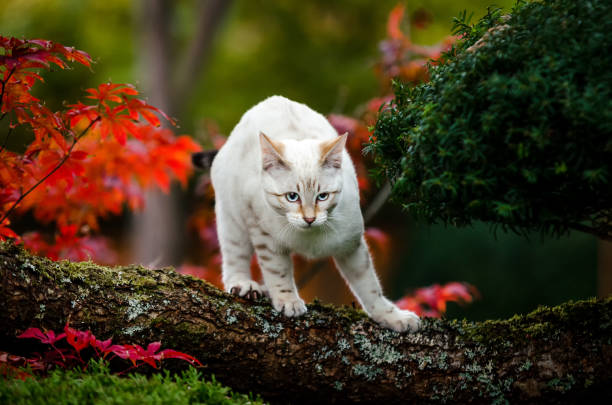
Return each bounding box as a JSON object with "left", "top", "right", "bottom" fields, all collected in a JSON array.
[
  {"left": 64, "top": 324, "right": 91, "bottom": 353},
  {"left": 160, "top": 349, "right": 203, "bottom": 366},
  {"left": 18, "top": 328, "right": 66, "bottom": 345}
]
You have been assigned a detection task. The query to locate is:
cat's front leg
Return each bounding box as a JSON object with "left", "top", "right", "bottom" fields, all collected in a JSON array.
[
  {"left": 217, "top": 205, "right": 265, "bottom": 300},
  {"left": 334, "top": 237, "right": 420, "bottom": 333},
  {"left": 251, "top": 228, "right": 306, "bottom": 317}
]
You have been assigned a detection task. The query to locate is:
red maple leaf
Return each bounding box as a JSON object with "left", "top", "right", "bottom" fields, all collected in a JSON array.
[
  {"left": 160, "top": 349, "right": 203, "bottom": 367},
  {"left": 17, "top": 327, "right": 66, "bottom": 345},
  {"left": 64, "top": 324, "right": 91, "bottom": 353}
]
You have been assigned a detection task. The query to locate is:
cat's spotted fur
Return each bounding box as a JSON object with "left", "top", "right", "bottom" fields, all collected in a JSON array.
[{"left": 209, "top": 96, "right": 420, "bottom": 332}]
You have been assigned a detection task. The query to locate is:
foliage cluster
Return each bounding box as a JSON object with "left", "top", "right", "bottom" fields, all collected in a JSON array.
[
  {"left": 0, "top": 37, "right": 199, "bottom": 259},
  {"left": 371, "top": 0, "right": 612, "bottom": 239},
  {"left": 395, "top": 281, "right": 479, "bottom": 317},
  {"left": 1, "top": 324, "right": 201, "bottom": 379},
  {"left": 0, "top": 360, "right": 264, "bottom": 405}
]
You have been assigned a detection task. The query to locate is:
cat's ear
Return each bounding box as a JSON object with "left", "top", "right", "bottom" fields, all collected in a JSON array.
[
  {"left": 320, "top": 132, "right": 348, "bottom": 169},
  {"left": 259, "top": 132, "right": 288, "bottom": 172}
]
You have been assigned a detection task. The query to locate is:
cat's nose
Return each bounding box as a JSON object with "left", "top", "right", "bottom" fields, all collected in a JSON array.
[{"left": 303, "top": 217, "right": 315, "bottom": 225}]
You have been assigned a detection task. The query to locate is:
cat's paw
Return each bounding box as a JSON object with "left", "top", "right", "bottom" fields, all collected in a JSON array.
[
  {"left": 373, "top": 307, "right": 421, "bottom": 333},
  {"left": 271, "top": 296, "right": 307, "bottom": 317},
  {"left": 226, "top": 280, "right": 266, "bottom": 300}
]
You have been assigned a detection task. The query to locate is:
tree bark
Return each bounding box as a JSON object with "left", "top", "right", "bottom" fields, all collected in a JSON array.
[{"left": 1, "top": 242, "right": 610, "bottom": 404}]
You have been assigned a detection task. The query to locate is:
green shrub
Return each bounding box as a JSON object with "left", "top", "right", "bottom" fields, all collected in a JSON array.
[
  {"left": 0, "top": 360, "right": 265, "bottom": 405},
  {"left": 370, "top": 0, "right": 612, "bottom": 239}
]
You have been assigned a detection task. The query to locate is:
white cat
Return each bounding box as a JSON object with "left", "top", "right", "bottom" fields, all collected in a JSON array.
[{"left": 201, "top": 95, "right": 420, "bottom": 332}]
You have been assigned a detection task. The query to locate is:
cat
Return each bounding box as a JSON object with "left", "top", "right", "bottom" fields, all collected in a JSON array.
[{"left": 193, "top": 95, "right": 420, "bottom": 332}]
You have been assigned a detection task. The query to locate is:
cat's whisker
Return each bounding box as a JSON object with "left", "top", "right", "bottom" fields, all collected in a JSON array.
[{"left": 278, "top": 221, "right": 294, "bottom": 242}]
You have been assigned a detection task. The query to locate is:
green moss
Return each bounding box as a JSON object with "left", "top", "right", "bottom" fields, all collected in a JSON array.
[
  {"left": 0, "top": 360, "right": 266, "bottom": 405},
  {"left": 309, "top": 299, "right": 368, "bottom": 324},
  {"left": 518, "top": 359, "right": 532, "bottom": 372},
  {"left": 458, "top": 297, "right": 612, "bottom": 346},
  {"left": 547, "top": 375, "right": 576, "bottom": 393}
]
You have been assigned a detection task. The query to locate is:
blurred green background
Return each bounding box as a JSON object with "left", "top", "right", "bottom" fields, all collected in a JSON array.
[{"left": 0, "top": 0, "right": 597, "bottom": 321}]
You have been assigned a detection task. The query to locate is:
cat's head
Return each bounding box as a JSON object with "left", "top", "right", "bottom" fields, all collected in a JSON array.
[{"left": 259, "top": 132, "right": 348, "bottom": 229}]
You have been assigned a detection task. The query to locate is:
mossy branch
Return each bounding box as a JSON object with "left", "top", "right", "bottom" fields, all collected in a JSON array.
[{"left": 0, "top": 242, "right": 610, "bottom": 404}]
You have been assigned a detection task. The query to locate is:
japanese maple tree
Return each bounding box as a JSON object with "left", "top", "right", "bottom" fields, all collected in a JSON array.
[{"left": 0, "top": 37, "right": 199, "bottom": 261}]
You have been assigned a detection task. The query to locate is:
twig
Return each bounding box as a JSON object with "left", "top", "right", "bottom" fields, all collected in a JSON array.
[
  {"left": 0, "top": 67, "right": 16, "bottom": 122},
  {"left": 363, "top": 182, "right": 392, "bottom": 223},
  {"left": 569, "top": 222, "right": 612, "bottom": 241},
  {"left": 297, "top": 260, "right": 329, "bottom": 289},
  {"left": 0, "top": 117, "right": 100, "bottom": 227},
  {"left": 0, "top": 126, "right": 13, "bottom": 155}
]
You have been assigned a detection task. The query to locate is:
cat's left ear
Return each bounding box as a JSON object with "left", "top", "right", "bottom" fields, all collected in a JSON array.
[{"left": 320, "top": 132, "right": 348, "bottom": 169}]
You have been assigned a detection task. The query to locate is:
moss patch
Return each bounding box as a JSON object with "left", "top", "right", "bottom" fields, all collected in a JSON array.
[{"left": 0, "top": 360, "right": 266, "bottom": 405}]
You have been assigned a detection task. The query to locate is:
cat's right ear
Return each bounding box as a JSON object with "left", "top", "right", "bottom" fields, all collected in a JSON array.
[{"left": 259, "top": 132, "right": 288, "bottom": 172}]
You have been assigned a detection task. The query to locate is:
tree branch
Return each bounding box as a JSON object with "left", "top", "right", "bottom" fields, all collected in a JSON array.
[
  {"left": 171, "top": 0, "right": 233, "bottom": 113},
  {"left": 0, "top": 67, "right": 16, "bottom": 122},
  {"left": 363, "top": 182, "right": 392, "bottom": 224},
  {"left": 1, "top": 242, "right": 609, "bottom": 404},
  {"left": 569, "top": 222, "right": 612, "bottom": 242}
]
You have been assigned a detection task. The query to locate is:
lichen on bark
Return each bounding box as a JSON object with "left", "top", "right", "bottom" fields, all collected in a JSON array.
[{"left": 1, "top": 241, "right": 610, "bottom": 404}]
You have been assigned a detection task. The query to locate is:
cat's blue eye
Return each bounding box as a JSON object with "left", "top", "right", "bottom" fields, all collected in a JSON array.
[
  {"left": 317, "top": 193, "right": 329, "bottom": 201},
  {"left": 286, "top": 192, "right": 300, "bottom": 202}
]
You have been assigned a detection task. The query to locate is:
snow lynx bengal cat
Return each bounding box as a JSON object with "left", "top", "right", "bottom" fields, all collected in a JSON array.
[{"left": 193, "top": 96, "right": 420, "bottom": 332}]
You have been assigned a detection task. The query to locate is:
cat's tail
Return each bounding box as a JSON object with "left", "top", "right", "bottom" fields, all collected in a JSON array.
[{"left": 191, "top": 150, "right": 218, "bottom": 170}]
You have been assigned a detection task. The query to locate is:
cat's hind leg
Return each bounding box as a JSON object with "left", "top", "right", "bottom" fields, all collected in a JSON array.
[{"left": 216, "top": 205, "right": 265, "bottom": 300}]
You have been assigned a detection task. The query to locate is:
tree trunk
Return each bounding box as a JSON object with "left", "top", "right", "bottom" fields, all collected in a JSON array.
[
  {"left": 1, "top": 242, "right": 610, "bottom": 404},
  {"left": 131, "top": 0, "right": 233, "bottom": 267}
]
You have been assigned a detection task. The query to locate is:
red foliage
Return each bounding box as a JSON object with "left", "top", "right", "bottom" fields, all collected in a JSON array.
[
  {"left": 22, "top": 225, "right": 117, "bottom": 263},
  {"left": 1, "top": 351, "right": 37, "bottom": 380},
  {"left": 4, "top": 324, "right": 203, "bottom": 375},
  {"left": 0, "top": 37, "right": 200, "bottom": 262},
  {"left": 377, "top": 4, "right": 455, "bottom": 87},
  {"left": 395, "top": 282, "right": 480, "bottom": 318}
]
